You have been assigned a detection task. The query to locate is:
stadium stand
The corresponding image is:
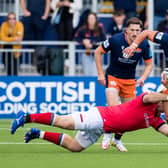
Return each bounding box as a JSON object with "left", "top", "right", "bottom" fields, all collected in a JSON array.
[{"left": 0, "top": 0, "right": 166, "bottom": 76}]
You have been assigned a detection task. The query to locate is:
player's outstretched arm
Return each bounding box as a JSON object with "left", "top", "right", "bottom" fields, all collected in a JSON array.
[
  {"left": 143, "top": 92, "right": 168, "bottom": 104},
  {"left": 143, "top": 92, "right": 168, "bottom": 121},
  {"left": 123, "top": 30, "right": 158, "bottom": 58}
]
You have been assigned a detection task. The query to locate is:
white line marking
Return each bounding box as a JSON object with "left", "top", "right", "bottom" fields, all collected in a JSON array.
[
  {"left": 0, "top": 142, "right": 167, "bottom": 145},
  {"left": 0, "top": 142, "right": 50, "bottom": 145},
  {"left": 0, "top": 128, "right": 168, "bottom": 146}
]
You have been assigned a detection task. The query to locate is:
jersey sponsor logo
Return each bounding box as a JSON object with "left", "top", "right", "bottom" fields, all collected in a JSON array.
[
  {"left": 118, "top": 57, "right": 136, "bottom": 64},
  {"left": 155, "top": 32, "right": 164, "bottom": 40},
  {"left": 103, "top": 40, "right": 110, "bottom": 48}
]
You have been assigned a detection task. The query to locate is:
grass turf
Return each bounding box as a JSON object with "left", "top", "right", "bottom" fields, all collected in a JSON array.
[{"left": 0, "top": 120, "right": 168, "bottom": 168}]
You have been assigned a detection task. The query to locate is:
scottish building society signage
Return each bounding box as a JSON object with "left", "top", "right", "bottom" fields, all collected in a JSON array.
[
  {"left": 0, "top": 76, "right": 105, "bottom": 118},
  {"left": 0, "top": 76, "right": 163, "bottom": 118}
]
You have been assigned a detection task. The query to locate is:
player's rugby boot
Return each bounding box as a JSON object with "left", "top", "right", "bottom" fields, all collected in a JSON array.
[
  {"left": 10, "top": 111, "right": 25, "bottom": 134},
  {"left": 24, "top": 128, "right": 40, "bottom": 143}
]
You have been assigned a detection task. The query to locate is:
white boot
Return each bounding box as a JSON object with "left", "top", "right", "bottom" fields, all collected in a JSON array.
[{"left": 111, "top": 137, "right": 128, "bottom": 152}]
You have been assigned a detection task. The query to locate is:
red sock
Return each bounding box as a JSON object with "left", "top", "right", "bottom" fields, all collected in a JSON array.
[
  {"left": 43, "top": 132, "right": 63, "bottom": 145},
  {"left": 28, "top": 113, "right": 54, "bottom": 125}
]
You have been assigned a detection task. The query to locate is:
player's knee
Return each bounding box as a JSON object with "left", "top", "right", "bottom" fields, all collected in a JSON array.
[
  {"left": 68, "top": 145, "right": 84, "bottom": 152},
  {"left": 66, "top": 139, "right": 85, "bottom": 152}
]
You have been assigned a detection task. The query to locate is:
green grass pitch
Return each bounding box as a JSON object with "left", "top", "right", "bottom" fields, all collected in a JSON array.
[{"left": 0, "top": 120, "right": 168, "bottom": 168}]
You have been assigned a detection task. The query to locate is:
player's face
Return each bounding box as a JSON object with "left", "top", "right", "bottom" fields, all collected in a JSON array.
[{"left": 126, "top": 24, "right": 142, "bottom": 43}]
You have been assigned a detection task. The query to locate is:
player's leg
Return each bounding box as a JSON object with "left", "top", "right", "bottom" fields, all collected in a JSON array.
[
  {"left": 24, "top": 108, "right": 103, "bottom": 152},
  {"left": 101, "top": 75, "right": 120, "bottom": 150},
  {"left": 111, "top": 133, "right": 128, "bottom": 152},
  {"left": 10, "top": 112, "right": 76, "bottom": 134},
  {"left": 111, "top": 79, "right": 136, "bottom": 152},
  {"left": 11, "top": 107, "right": 103, "bottom": 134},
  {"left": 24, "top": 128, "right": 85, "bottom": 152}
]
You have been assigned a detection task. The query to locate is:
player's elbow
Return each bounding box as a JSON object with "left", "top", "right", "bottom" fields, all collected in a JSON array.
[
  {"left": 163, "top": 130, "right": 168, "bottom": 137},
  {"left": 94, "top": 47, "right": 100, "bottom": 57},
  {"left": 94, "top": 46, "right": 103, "bottom": 58}
]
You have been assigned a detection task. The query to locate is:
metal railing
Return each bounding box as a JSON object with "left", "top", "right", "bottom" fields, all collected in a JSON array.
[
  {"left": 0, "top": 41, "right": 166, "bottom": 77},
  {"left": 0, "top": 41, "right": 76, "bottom": 76}
]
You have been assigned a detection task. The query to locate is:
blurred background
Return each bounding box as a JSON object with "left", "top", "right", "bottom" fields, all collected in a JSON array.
[
  {"left": 0, "top": 0, "right": 166, "bottom": 77},
  {"left": 0, "top": 0, "right": 166, "bottom": 117}
]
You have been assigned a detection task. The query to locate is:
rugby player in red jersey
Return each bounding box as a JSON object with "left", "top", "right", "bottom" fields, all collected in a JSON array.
[
  {"left": 94, "top": 17, "right": 153, "bottom": 151},
  {"left": 10, "top": 81, "right": 168, "bottom": 152}
]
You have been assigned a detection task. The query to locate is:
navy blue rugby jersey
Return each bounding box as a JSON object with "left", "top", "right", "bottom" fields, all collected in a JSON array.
[
  {"left": 101, "top": 33, "right": 152, "bottom": 79},
  {"left": 153, "top": 32, "right": 168, "bottom": 58}
]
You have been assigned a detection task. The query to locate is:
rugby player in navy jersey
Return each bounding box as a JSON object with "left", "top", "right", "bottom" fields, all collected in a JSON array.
[
  {"left": 94, "top": 17, "right": 153, "bottom": 151},
  {"left": 123, "top": 30, "right": 168, "bottom": 59}
]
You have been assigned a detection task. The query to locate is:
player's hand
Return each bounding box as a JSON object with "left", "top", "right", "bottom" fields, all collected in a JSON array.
[
  {"left": 136, "top": 78, "right": 144, "bottom": 87},
  {"left": 98, "top": 75, "right": 106, "bottom": 86},
  {"left": 63, "top": 1, "right": 70, "bottom": 7},
  {"left": 161, "top": 71, "right": 168, "bottom": 88},
  {"left": 41, "top": 15, "right": 48, "bottom": 20},
  {"left": 56, "top": 1, "right": 64, "bottom": 7},
  {"left": 23, "top": 10, "right": 31, "bottom": 17},
  {"left": 123, "top": 43, "right": 137, "bottom": 58}
]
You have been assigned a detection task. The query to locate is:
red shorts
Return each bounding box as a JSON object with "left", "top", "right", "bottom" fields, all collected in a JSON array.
[{"left": 106, "top": 75, "right": 136, "bottom": 98}]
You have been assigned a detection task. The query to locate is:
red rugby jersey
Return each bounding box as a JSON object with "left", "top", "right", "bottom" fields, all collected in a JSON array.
[{"left": 98, "top": 93, "right": 165, "bottom": 133}]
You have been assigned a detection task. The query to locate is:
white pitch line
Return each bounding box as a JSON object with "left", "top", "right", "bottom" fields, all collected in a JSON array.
[
  {"left": 125, "top": 142, "right": 168, "bottom": 146},
  {"left": 0, "top": 142, "right": 168, "bottom": 146},
  {"left": 0, "top": 128, "right": 168, "bottom": 146},
  {"left": 0, "top": 142, "right": 50, "bottom": 145}
]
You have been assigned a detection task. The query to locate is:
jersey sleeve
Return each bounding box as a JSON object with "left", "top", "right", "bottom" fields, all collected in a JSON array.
[
  {"left": 151, "top": 117, "right": 166, "bottom": 130},
  {"left": 101, "top": 38, "right": 113, "bottom": 53},
  {"left": 153, "top": 32, "right": 168, "bottom": 46}
]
